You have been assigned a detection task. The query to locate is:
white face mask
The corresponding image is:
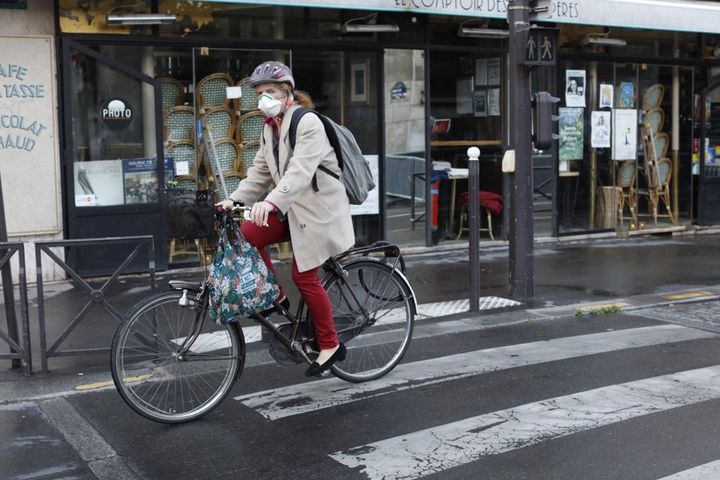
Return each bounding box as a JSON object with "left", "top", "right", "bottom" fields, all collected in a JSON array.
[{"left": 257, "top": 92, "right": 285, "bottom": 118}]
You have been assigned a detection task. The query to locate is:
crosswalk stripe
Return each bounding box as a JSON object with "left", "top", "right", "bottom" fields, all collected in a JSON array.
[
  {"left": 657, "top": 460, "right": 720, "bottom": 479},
  {"left": 329, "top": 365, "right": 720, "bottom": 480},
  {"left": 235, "top": 324, "right": 714, "bottom": 420}
]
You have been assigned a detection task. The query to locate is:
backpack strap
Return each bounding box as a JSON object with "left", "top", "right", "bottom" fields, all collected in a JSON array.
[{"left": 288, "top": 107, "right": 341, "bottom": 193}]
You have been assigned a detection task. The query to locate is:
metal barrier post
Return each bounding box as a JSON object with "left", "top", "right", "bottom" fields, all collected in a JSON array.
[
  {"left": 0, "top": 171, "right": 20, "bottom": 369},
  {"left": 36, "top": 236, "right": 155, "bottom": 372},
  {"left": 0, "top": 243, "right": 32, "bottom": 375},
  {"left": 468, "top": 147, "right": 481, "bottom": 312}
]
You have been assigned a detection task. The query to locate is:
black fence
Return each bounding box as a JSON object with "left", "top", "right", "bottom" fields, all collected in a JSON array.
[
  {"left": 36, "top": 236, "right": 155, "bottom": 372},
  {"left": 0, "top": 242, "right": 31, "bottom": 376}
]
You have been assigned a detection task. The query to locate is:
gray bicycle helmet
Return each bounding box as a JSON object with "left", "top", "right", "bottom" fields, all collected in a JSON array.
[{"left": 249, "top": 61, "right": 295, "bottom": 89}]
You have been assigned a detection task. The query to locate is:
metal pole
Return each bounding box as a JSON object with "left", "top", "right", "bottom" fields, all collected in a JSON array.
[
  {"left": 468, "top": 147, "right": 481, "bottom": 312},
  {"left": 508, "top": 0, "right": 534, "bottom": 299},
  {"left": 0, "top": 172, "right": 20, "bottom": 369}
]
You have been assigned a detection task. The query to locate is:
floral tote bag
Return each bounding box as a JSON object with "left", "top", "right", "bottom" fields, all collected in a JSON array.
[{"left": 207, "top": 217, "right": 280, "bottom": 325}]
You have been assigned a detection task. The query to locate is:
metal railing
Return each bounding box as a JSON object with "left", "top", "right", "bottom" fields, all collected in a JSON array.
[
  {"left": 36, "top": 236, "right": 155, "bottom": 372},
  {"left": 0, "top": 242, "right": 31, "bottom": 375}
]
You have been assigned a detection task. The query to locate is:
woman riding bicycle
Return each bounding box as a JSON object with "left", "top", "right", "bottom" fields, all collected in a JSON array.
[{"left": 217, "top": 61, "right": 354, "bottom": 377}]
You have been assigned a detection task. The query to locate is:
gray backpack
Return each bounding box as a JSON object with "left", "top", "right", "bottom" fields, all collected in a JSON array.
[{"left": 289, "top": 108, "right": 375, "bottom": 205}]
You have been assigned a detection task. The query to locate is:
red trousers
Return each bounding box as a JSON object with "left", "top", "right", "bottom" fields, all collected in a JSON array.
[{"left": 241, "top": 213, "right": 339, "bottom": 350}]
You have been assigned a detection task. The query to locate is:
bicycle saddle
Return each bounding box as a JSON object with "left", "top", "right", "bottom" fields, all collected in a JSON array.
[{"left": 169, "top": 280, "right": 202, "bottom": 293}]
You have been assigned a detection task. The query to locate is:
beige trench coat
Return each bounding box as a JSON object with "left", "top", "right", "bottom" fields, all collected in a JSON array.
[{"left": 229, "top": 105, "right": 355, "bottom": 272}]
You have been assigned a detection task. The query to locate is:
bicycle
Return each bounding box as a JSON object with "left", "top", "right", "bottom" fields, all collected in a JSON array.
[{"left": 111, "top": 207, "right": 417, "bottom": 424}]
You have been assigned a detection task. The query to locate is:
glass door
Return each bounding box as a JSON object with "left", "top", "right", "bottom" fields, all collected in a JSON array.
[
  {"left": 384, "top": 49, "right": 427, "bottom": 246},
  {"left": 63, "top": 40, "right": 165, "bottom": 275},
  {"left": 698, "top": 79, "right": 720, "bottom": 224}
]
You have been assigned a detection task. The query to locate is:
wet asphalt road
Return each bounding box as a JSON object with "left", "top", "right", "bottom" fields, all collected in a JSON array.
[{"left": 5, "top": 301, "right": 720, "bottom": 480}]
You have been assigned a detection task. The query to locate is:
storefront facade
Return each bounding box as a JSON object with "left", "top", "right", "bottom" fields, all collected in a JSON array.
[{"left": 41, "top": 1, "right": 720, "bottom": 273}]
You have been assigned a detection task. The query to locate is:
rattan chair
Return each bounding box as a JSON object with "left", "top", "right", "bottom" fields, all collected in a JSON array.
[
  {"left": 238, "top": 140, "right": 261, "bottom": 175},
  {"left": 159, "top": 77, "right": 185, "bottom": 111},
  {"left": 222, "top": 172, "right": 243, "bottom": 195},
  {"left": 237, "top": 111, "right": 265, "bottom": 144},
  {"left": 642, "top": 108, "right": 665, "bottom": 137},
  {"left": 210, "top": 139, "right": 241, "bottom": 173},
  {"left": 166, "top": 141, "right": 198, "bottom": 182},
  {"left": 649, "top": 132, "right": 669, "bottom": 161},
  {"left": 163, "top": 106, "right": 195, "bottom": 143},
  {"left": 648, "top": 158, "right": 675, "bottom": 224},
  {"left": 197, "top": 73, "right": 234, "bottom": 111},
  {"left": 203, "top": 106, "right": 235, "bottom": 140},
  {"left": 234, "top": 77, "right": 259, "bottom": 113},
  {"left": 615, "top": 161, "right": 637, "bottom": 227},
  {"left": 642, "top": 83, "right": 665, "bottom": 111}
]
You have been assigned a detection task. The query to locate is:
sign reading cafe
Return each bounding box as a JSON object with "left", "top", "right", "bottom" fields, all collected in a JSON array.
[{"left": 0, "top": 62, "right": 49, "bottom": 151}]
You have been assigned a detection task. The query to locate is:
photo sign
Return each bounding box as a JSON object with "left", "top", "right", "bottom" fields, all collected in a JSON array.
[{"left": 0, "top": 36, "right": 60, "bottom": 235}]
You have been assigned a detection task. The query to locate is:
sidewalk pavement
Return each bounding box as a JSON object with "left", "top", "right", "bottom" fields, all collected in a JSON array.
[{"left": 2, "top": 230, "right": 720, "bottom": 393}]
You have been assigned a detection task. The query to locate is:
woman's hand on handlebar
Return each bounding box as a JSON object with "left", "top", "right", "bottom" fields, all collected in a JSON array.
[
  {"left": 250, "top": 201, "right": 274, "bottom": 227},
  {"left": 215, "top": 199, "right": 236, "bottom": 211}
]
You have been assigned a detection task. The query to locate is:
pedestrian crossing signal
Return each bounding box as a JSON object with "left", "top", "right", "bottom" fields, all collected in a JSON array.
[
  {"left": 523, "top": 27, "right": 558, "bottom": 66},
  {"left": 532, "top": 92, "right": 560, "bottom": 151}
]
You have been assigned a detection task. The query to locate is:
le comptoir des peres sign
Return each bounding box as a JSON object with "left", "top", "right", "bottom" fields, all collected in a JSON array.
[{"left": 0, "top": 64, "right": 49, "bottom": 151}]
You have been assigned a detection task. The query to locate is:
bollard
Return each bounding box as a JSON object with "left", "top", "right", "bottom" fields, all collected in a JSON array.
[{"left": 467, "top": 147, "right": 481, "bottom": 312}]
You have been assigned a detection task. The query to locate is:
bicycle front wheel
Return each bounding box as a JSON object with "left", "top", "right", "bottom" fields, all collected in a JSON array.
[
  {"left": 111, "top": 291, "right": 244, "bottom": 424},
  {"left": 324, "top": 259, "right": 414, "bottom": 382}
]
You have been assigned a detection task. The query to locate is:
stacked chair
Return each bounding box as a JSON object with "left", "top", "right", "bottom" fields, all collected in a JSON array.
[{"left": 639, "top": 84, "right": 675, "bottom": 224}]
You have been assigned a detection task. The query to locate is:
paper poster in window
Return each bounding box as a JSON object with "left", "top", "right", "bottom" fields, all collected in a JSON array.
[
  {"left": 456, "top": 76, "right": 474, "bottom": 114},
  {"left": 599, "top": 84, "right": 613, "bottom": 109},
  {"left": 565, "top": 69, "right": 586, "bottom": 107},
  {"left": 559, "top": 107, "right": 584, "bottom": 162},
  {"left": 351, "top": 62, "right": 368, "bottom": 103},
  {"left": 591, "top": 111, "right": 611, "bottom": 148},
  {"left": 612, "top": 109, "right": 638, "bottom": 160},
  {"left": 74, "top": 160, "right": 124, "bottom": 207},
  {"left": 473, "top": 90, "right": 488, "bottom": 117},
  {"left": 123, "top": 158, "right": 160, "bottom": 204},
  {"left": 488, "top": 88, "right": 501, "bottom": 116},
  {"left": 617, "top": 82, "right": 635, "bottom": 108},
  {"left": 487, "top": 58, "right": 501, "bottom": 86},
  {"left": 475, "top": 59, "right": 487, "bottom": 87}
]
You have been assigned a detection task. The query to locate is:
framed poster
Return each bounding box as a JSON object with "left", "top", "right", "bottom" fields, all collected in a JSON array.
[
  {"left": 565, "top": 69, "right": 586, "bottom": 107},
  {"left": 73, "top": 160, "right": 124, "bottom": 207},
  {"left": 591, "top": 111, "right": 611, "bottom": 148},
  {"left": 473, "top": 90, "right": 488, "bottom": 117},
  {"left": 474, "top": 59, "right": 487, "bottom": 87},
  {"left": 351, "top": 62, "right": 368, "bottom": 103},
  {"left": 599, "top": 84, "right": 614, "bottom": 109},
  {"left": 559, "top": 107, "right": 585, "bottom": 164},
  {"left": 612, "top": 109, "right": 638, "bottom": 160}
]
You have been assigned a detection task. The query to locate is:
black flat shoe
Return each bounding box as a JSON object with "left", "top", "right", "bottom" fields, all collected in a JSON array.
[
  {"left": 304, "top": 343, "right": 347, "bottom": 377},
  {"left": 259, "top": 296, "right": 290, "bottom": 316}
]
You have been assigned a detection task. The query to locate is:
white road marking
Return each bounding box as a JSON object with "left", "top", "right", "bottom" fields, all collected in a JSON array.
[
  {"left": 235, "top": 324, "right": 714, "bottom": 420},
  {"left": 329, "top": 365, "right": 720, "bottom": 480},
  {"left": 657, "top": 460, "right": 720, "bottom": 479}
]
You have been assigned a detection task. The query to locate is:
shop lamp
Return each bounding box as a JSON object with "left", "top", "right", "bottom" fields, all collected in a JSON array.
[
  {"left": 342, "top": 23, "right": 400, "bottom": 33},
  {"left": 106, "top": 14, "right": 177, "bottom": 26},
  {"left": 582, "top": 35, "right": 627, "bottom": 47},
  {"left": 458, "top": 27, "right": 509, "bottom": 38}
]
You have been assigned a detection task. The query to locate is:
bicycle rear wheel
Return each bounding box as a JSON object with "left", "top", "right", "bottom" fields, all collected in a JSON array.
[
  {"left": 323, "top": 259, "right": 414, "bottom": 382},
  {"left": 111, "top": 291, "right": 244, "bottom": 424}
]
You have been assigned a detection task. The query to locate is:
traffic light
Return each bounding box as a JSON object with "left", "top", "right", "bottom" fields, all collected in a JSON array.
[{"left": 532, "top": 91, "right": 560, "bottom": 151}]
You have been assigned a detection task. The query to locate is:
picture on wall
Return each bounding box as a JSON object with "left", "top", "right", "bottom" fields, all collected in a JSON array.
[
  {"left": 473, "top": 90, "right": 488, "bottom": 117},
  {"left": 565, "top": 69, "right": 586, "bottom": 107},
  {"left": 475, "top": 59, "right": 487, "bottom": 87},
  {"left": 591, "top": 111, "right": 611, "bottom": 148},
  {"left": 612, "top": 109, "right": 638, "bottom": 160},
  {"left": 599, "top": 84, "right": 614, "bottom": 109},
  {"left": 559, "top": 107, "right": 585, "bottom": 168}
]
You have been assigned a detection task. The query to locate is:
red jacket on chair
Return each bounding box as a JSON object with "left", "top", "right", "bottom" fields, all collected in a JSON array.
[{"left": 458, "top": 191, "right": 503, "bottom": 217}]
